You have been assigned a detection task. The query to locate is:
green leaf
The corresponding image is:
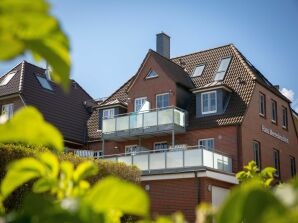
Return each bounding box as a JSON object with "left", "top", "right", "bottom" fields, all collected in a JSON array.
[
  {"left": 0, "top": 106, "right": 64, "bottom": 152},
  {"left": 38, "top": 152, "right": 59, "bottom": 178},
  {"left": 73, "top": 161, "right": 98, "bottom": 182},
  {"left": 85, "top": 176, "right": 150, "bottom": 217},
  {"left": 1, "top": 157, "right": 45, "bottom": 198},
  {"left": 33, "top": 178, "right": 57, "bottom": 193}
]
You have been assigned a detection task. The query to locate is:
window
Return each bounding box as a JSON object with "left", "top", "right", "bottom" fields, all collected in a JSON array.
[
  {"left": 214, "top": 57, "right": 232, "bottom": 81},
  {"left": 102, "top": 108, "right": 114, "bottom": 119},
  {"left": 273, "top": 149, "right": 280, "bottom": 177},
  {"left": 192, "top": 64, "right": 205, "bottom": 77},
  {"left": 282, "top": 106, "right": 288, "bottom": 129},
  {"left": 93, "top": 150, "right": 103, "bottom": 158},
  {"left": 252, "top": 141, "right": 261, "bottom": 169},
  {"left": 154, "top": 142, "right": 168, "bottom": 151},
  {"left": 36, "top": 75, "right": 53, "bottom": 90},
  {"left": 134, "top": 97, "right": 147, "bottom": 112},
  {"left": 271, "top": 100, "right": 277, "bottom": 123},
  {"left": 156, "top": 93, "right": 170, "bottom": 108},
  {"left": 259, "top": 93, "right": 266, "bottom": 116},
  {"left": 0, "top": 71, "right": 16, "bottom": 86},
  {"left": 199, "top": 138, "right": 214, "bottom": 150},
  {"left": 1, "top": 103, "right": 14, "bottom": 119},
  {"left": 290, "top": 156, "right": 296, "bottom": 177},
  {"left": 201, "top": 91, "right": 217, "bottom": 114},
  {"left": 145, "top": 70, "right": 158, "bottom": 79},
  {"left": 125, "top": 145, "right": 138, "bottom": 154}
]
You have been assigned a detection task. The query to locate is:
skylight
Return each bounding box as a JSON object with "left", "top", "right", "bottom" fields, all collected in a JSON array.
[
  {"left": 145, "top": 70, "right": 158, "bottom": 79},
  {"left": 192, "top": 64, "right": 205, "bottom": 77},
  {"left": 0, "top": 71, "right": 16, "bottom": 86},
  {"left": 214, "top": 57, "right": 232, "bottom": 81},
  {"left": 36, "top": 75, "right": 53, "bottom": 91}
]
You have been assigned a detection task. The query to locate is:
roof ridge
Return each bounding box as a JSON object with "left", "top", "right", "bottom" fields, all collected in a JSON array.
[
  {"left": 171, "top": 43, "right": 234, "bottom": 60},
  {"left": 19, "top": 61, "right": 26, "bottom": 92}
]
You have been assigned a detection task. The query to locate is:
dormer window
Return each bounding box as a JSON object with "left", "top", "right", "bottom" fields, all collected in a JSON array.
[
  {"left": 0, "top": 71, "right": 16, "bottom": 86},
  {"left": 145, "top": 70, "right": 158, "bottom": 79},
  {"left": 214, "top": 57, "right": 232, "bottom": 81},
  {"left": 36, "top": 75, "right": 53, "bottom": 91},
  {"left": 191, "top": 64, "right": 205, "bottom": 77},
  {"left": 201, "top": 91, "right": 217, "bottom": 114}
]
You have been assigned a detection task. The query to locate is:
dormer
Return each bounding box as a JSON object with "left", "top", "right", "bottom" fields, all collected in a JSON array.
[{"left": 193, "top": 83, "right": 232, "bottom": 118}]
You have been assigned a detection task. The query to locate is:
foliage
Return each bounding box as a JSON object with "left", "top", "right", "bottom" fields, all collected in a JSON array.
[
  {"left": 0, "top": 107, "right": 64, "bottom": 152},
  {"left": 0, "top": 0, "right": 71, "bottom": 90}
]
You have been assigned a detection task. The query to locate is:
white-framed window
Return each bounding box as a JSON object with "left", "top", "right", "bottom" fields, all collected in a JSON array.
[
  {"left": 199, "top": 138, "right": 214, "bottom": 150},
  {"left": 282, "top": 106, "right": 288, "bottom": 129},
  {"left": 192, "top": 64, "right": 205, "bottom": 77},
  {"left": 1, "top": 103, "right": 14, "bottom": 119},
  {"left": 201, "top": 91, "right": 217, "bottom": 114},
  {"left": 154, "top": 142, "right": 168, "bottom": 151},
  {"left": 156, "top": 93, "right": 170, "bottom": 109},
  {"left": 145, "top": 70, "right": 158, "bottom": 79},
  {"left": 102, "top": 108, "right": 115, "bottom": 119},
  {"left": 0, "top": 71, "right": 16, "bottom": 86},
  {"left": 134, "top": 97, "right": 147, "bottom": 112},
  {"left": 125, "top": 145, "right": 139, "bottom": 154},
  {"left": 271, "top": 100, "right": 277, "bottom": 123},
  {"left": 259, "top": 93, "right": 266, "bottom": 116},
  {"left": 273, "top": 149, "right": 280, "bottom": 177},
  {"left": 93, "top": 150, "right": 103, "bottom": 158},
  {"left": 253, "top": 140, "right": 261, "bottom": 169},
  {"left": 214, "top": 57, "right": 232, "bottom": 81}
]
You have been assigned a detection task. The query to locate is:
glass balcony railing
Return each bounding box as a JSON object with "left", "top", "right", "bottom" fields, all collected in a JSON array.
[
  {"left": 102, "top": 147, "right": 233, "bottom": 173},
  {"left": 102, "top": 107, "right": 187, "bottom": 139}
]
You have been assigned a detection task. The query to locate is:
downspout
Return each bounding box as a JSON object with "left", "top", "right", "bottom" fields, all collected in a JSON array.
[
  {"left": 195, "top": 171, "right": 200, "bottom": 204},
  {"left": 237, "top": 125, "right": 243, "bottom": 172}
]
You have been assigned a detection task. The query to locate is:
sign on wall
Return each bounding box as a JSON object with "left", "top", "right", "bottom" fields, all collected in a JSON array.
[{"left": 261, "top": 124, "right": 289, "bottom": 144}]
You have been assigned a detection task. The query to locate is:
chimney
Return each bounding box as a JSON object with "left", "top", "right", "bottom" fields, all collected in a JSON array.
[
  {"left": 156, "top": 32, "right": 170, "bottom": 59},
  {"left": 45, "top": 63, "right": 51, "bottom": 80}
]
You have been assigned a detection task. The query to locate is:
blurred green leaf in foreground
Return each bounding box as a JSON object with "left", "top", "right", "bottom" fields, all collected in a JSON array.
[{"left": 0, "top": 0, "right": 71, "bottom": 90}]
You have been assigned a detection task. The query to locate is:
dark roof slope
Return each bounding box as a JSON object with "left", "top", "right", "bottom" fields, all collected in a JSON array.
[
  {"left": 0, "top": 62, "right": 23, "bottom": 97},
  {"left": 2, "top": 61, "right": 93, "bottom": 144}
]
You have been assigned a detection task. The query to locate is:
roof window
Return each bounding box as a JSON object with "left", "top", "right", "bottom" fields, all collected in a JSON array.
[
  {"left": 214, "top": 57, "right": 232, "bottom": 81},
  {"left": 0, "top": 71, "right": 16, "bottom": 86},
  {"left": 192, "top": 64, "right": 205, "bottom": 77},
  {"left": 145, "top": 70, "right": 158, "bottom": 79},
  {"left": 36, "top": 75, "right": 53, "bottom": 91}
]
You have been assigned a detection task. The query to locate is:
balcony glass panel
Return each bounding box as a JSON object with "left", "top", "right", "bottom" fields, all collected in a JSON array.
[
  {"left": 129, "top": 113, "right": 143, "bottom": 129},
  {"left": 102, "top": 118, "right": 116, "bottom": 132},
  {"left": 143, "top": 111, "right": 157, "bottom": 127},
  {"left": 105, "top": 157, "right": 117, "bottom": 162},
  {"left": 174, "top": 110, "right": 185, "bottom": 127},
  {"left": 184, "top": 149, "right": 202, "bottom": 167},
  {"left": 213, "top": 153, "right": 223, "bottom": 170},
  {"left": 203, "top": 149, "right": 213, "bottom": 168},
  {"left": 166, "top": 150, "right": 183, "bottom": 168},
  {"left": 133, "top": 154, "right": 149, "bottom": 171},
  {"left": 116, "top": 116, "right": 129, "bottom": 131},
  {"left": 158, "top": 109, "right": 173, "bottom": 125},
  {"left": 118, "top": 156, "right": 132, "bottom": 165},
  {"left": 150, "top": 152, "right": 166, "bottom": 170}
]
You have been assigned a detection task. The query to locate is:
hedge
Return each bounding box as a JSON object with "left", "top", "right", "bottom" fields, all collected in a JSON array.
[{"left": 0, "top": 143, "right": 141, "bottom": 210}]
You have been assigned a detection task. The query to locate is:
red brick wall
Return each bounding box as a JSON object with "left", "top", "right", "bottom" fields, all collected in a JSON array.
[
  {"left": 127, "top": 55, "right": 177, "bottom": 112},
  {"left": 241, "top": 83, "right": 298, "bottom": 181},
  {"left": 141, "top": 176, "right": 234, "bottom": 222}
]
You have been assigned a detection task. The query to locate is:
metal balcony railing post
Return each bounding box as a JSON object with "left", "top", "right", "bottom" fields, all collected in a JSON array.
[
  {"left": 212, "top": 151, "right": 214, "bottom": 169},
  {"left": 165, "top": 150, "right": 167, "bottom": 169},
  {"left": 142, "top": 113, "right": 144, "bottom": 133},
  {"left": 128, "top": 114, "right": 131, "bottom": 136},
  {"left": 201, "top": 149, "right": 204, "bottom": 166},
  {"left": 182, "top": 149, "right": 185, "bottom": 168},
  {"left": 148, "top": 153, "right": 151, "bottom": 173},
  {"left": 115, "top": 117, "right": 117, "bottom": 136},
  {"left": 157, "top": 109, "right": 159, "bottom": 130}
]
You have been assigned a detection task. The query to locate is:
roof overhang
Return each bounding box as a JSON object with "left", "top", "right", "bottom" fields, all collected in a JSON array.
[{"left": 191, "top": 84, "right": 232, "bottom": 94}]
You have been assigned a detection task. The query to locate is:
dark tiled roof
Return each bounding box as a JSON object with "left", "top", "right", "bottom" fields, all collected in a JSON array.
[
  {"left": 0, "top": 61, "right": 93, "bottom": 144},
  {"left": 0, "top": 62, "right": 23, "bottom": 97},
  {"left": 87, "top": 44, "right": 289, "bottom": 139}
]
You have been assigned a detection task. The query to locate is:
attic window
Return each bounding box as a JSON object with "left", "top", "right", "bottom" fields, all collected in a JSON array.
[
  {"left": 145, "top": 70, "right": 158, "bottom": 79},
  {"left": 192, "top": 64, "right": 205, "bottom": 77},
  {"left": 0, "top": 71, "right": 16, "bottom": 86},
  {"left": 214, "top": 57, "right": 232, "bottom": 81},
  {"left": 36, "top": 75, "right": 53, "bottom": 91}
]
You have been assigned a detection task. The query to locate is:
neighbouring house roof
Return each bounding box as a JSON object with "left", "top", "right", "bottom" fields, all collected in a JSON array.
[{"left": 0, "top": 61, "right": 93, "bottom": 144}]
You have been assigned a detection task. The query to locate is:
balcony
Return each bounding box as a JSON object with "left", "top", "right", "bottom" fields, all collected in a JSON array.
[
  {"left": 102, "top": 106, "right": 187, "bottom": 140},
  {"left": 102, "top": 146, "right": 233, "bottom": 174}
]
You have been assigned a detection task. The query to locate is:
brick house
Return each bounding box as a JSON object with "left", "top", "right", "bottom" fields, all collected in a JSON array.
[
  {"left": 0, "top": 61, "right": 93, "bottom": 149},
  {"left": 85, "top": 33, "right": 298, "bottom": 221}
]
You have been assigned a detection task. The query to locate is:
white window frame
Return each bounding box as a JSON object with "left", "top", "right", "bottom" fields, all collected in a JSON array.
[
  {"left": 214, "top": 57, "right": 232, "bottom": 81},
  {"left": 36, "top": 75, "right": 53, "bottom": 91},
  {"left": 191, "top": 64, "right": 205, "bottom": 77},
  {"left": 0, "top": 71, "right": 16, "bottom": 86},
  {"left": 201, "top": 91, "right": 217, "bottom": 114},
  {"left": 282, "top": 106, "right": 288, "bottom": 129},
  {"left": 102, "top": 108, "right": 115, "bottom": 119},
  {"left": 259, "top": 93, "right": 266, "bottom": 117},
  {"left": 145, "top": 70, "right": 158, "bottom": 79},
  {"left": 134, "top": 97, "right": 147, "bottom": 112},
  {"left": 154, "top": 141, "right": 168, "bottom": 151},
  {"left": 125, "top": 145, "right": 138, "bottom": 154},
  {"left": 156, "top": 93, "right": 170, "bottom": 109},
  {"left": 271, "top": 100, "right": 277, "bottom": 123},
  {"left": 1, "top": 103, "right": 14, "bottom": 119},
  {"left": 198, "top": 138, "right": 214, "bottom": 150}
]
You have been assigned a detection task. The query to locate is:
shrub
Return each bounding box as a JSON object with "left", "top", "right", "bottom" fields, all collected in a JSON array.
[{"left": 0, "top": 143, "right": 141, "bottom": 210}]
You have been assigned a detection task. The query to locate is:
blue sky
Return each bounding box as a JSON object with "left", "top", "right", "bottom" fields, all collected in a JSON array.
[{"left": 1, "top": 0, "right": 298, "bottom": 110}]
